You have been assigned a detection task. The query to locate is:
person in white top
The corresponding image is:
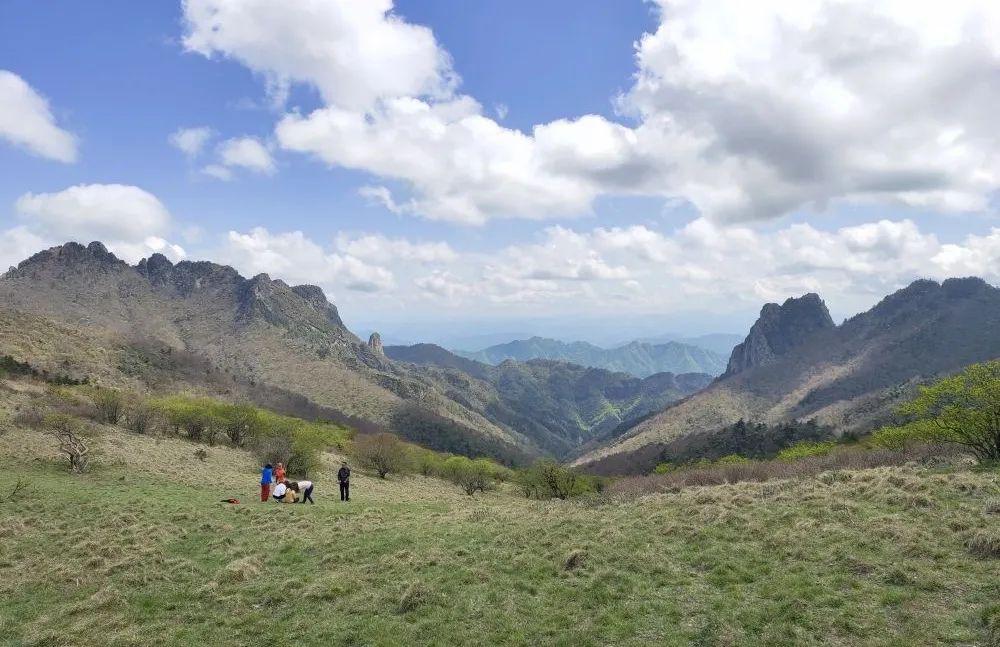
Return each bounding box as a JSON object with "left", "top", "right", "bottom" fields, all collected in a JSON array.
[
  {"left": 272, "top": 481, "right": 294, "bottom": 503},
  {"left": 294, "top": 480, "right": 315, "bottom": 504}
]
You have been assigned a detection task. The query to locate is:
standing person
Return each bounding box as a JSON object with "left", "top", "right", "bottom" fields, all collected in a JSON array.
[
  {"left": 337, "top": 462, "right": 350, "bottom": 502},
  {"left": 260, "top": 463, "right": 273, "bottom": 502},
  {"left": 274, "top": 462, "right": 286, "bottom": 483},
  {"left": 296, "top": 479, "right": 315, "bottom": 504}
]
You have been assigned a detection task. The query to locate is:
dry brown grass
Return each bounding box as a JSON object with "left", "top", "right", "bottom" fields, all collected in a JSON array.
[
  {"left": 606, "top": 444, "right": 964, "bottom": 497},
  {"left": 965, "top": 531, "right": 1000, "bottom": 558}
]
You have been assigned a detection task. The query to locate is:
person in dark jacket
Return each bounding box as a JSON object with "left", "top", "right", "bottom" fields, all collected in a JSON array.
[
  {"left": 337, "top": 462, "right": 350, "bottom": 501},
  {"left": 260, "top": 464, "right": 274, "bottom": 502}
]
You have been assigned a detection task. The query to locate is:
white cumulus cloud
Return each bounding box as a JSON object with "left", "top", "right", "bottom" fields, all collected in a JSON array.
[
  {"left": 181, "top": 0, "right": 455, "bottom": 111},
  {"left": 8, "top": 184, "right": 185, "bottom": 264},
  {"left": 216, "top": 136, "right": 275, "bottom": 175},
  {"left": 0, "top": 70, "right": 78, "bottom": 163},
  {"left": 220, "top": 228, "right": 395, "bottom": 293},
  {"left": 169, "top": 126, "right": 213, "bottom": 157},
  {"left": 16, "top": 184, "right": 172, "bottom": 242},
  {"left": 335, "top": 233, "right": 456, "bottom": 264},
  {"left": 184, "top": 0, "right": 1000, "bottom": 224}
]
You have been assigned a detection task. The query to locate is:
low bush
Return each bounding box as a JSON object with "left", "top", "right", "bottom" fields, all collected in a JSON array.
[
  {"left": 881, "top": 360, "right": 1000, "bottom": 461},
  {"left": 352, "top": 432, "right": 409, "bottom": 479},
  {"left": 92, "top": 388, "right": 125, "bottom": 425},
  {"left": 777, "top": 441, "right": 836, "bottom": 461},
  {"left": 124, "top": 400, "right": 161, "bottom": 435},
  {"left": 408, "top": 445, "right": 447, "bottom": 477},
  {"left": 516, "top": 460, "right": 603, "bottom": 500},
  {"left": 442, "top": 456, "right": 495, "bottom": 495}
]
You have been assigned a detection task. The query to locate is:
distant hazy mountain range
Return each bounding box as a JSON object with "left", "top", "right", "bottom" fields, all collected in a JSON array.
[
  {"left": 632, "top": 333, "right": 744, "bottom": 356},
  {"left": 455, "top": 337, "right": 728, "bottom": 377}
]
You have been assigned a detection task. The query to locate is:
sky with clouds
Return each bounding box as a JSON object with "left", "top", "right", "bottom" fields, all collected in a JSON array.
[{"left": 1, "top": 0, "right": 998, "bottom": 345}]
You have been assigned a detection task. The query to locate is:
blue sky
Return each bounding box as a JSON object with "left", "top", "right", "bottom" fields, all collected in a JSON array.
[{"left": 1, "top": 0, "right": 998, "bottom": 347}]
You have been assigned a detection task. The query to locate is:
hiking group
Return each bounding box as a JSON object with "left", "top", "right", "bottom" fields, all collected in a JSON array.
[{"left": 258, "top": 460, "right": 351, "bottom": 504}]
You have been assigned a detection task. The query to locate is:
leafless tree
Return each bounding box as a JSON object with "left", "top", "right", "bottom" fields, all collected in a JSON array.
[{"left": 46, "top": 414, "right": 89, "bottom": 473}]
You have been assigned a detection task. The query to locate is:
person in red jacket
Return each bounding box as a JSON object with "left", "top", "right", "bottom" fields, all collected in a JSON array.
[{"left": 274, "top": 462, "right": 286, "bottom": 483}]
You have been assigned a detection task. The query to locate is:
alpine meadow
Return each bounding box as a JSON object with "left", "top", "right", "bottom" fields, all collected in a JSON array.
[{"left": 2, "top": 1, "right": 1000, "bottom": 646}]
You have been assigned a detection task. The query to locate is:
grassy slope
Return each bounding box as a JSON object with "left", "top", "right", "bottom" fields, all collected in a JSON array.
[{"left": 2, "top": 425, "right": 999, "bottom": 645}]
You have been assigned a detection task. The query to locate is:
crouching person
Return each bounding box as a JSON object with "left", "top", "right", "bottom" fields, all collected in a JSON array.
[{"left": 272, "top": 480, "right": 298, "bottom": 503}]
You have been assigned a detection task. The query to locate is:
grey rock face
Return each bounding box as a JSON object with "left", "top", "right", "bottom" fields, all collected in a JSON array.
[
  {"left": 725, "top": 293, "right": 834, "bottom": 376},
  {"left": 368, "top": 332, "right": 385, "bottom": 356}
]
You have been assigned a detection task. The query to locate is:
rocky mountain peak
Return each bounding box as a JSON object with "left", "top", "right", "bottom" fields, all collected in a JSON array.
[
  {"left": 135, "top": 253, "right": 174, "bottom": 285},
  {"left": 724, "top": 292, "right": 834, "bottom": 377},
  {"left": 291, "top": 284, "right": 328, "bottom": 309},
  {"left": 368, "top": 332, "right": 385, "bottom": 356},
  {"left": 9, "top": 241, "right": 129, "bottom": 278}
]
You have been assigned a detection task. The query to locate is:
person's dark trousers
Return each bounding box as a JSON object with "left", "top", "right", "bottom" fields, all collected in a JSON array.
[
  {"left": 339, "top": 481, "right": 349, "bottom": 501},
  {"left": 301, "top": 485, "right": 315, "bottom": 504}
]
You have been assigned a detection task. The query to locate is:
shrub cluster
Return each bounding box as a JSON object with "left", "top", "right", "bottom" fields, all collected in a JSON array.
[
  {"left": 51, "top": 387, "right": 352, "bottom": 478},
  {"left": 440, "top": 456, "right": 514, "bottom": 495},
  {"left": 348, "top": 434, "right": 514, "bottom": 495},
  {"left": 148, "top": 395, "right": 346, "bottom": 476},
  {"left": 515, "top": 460, "right": 605, "bottom": 500},
  {"left": 870, "top": 360, "right": 1000, "bottom": 461},
  {"left": 0, "top": 354, "right": 88, "bottom": 385}
]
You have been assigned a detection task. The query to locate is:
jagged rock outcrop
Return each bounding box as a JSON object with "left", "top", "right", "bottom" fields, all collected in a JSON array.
[
  {"left": 577, "top": 279, "right": 1000, "bottom": 475},
  {"left": 368, "top": 332, "right": 385, "bottom": 356},
  {"left": 724, "top": 293, "right": 834, "bottom": 376}
]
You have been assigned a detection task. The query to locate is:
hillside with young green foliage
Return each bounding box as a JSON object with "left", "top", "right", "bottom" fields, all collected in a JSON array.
[{"left": 1, "top": 370, "right": 999, "bottom": 646}]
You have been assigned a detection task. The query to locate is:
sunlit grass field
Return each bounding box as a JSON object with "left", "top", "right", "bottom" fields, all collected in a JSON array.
[{"left": 1, "top": 423, "right": 999, "bottom": 646}]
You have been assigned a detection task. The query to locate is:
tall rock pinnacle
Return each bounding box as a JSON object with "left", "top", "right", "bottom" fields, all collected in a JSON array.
[{"left": 368, "top": 332, "right": 385, "bottom": 356}]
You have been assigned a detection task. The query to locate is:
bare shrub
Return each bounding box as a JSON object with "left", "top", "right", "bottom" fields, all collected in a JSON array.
[
  {"left": 13, "top": 407, "right": 45, "bottom": 429},
  {"left": 45, "top": 414, "right": 89, "bottom": 473},
  {"left": 124, "top": 400, "right": 160, "bottom": 435},
  {"left": 93, "top": 389, "right": 125, "bottom": 425},
  {"left": 194, "top": 448, "right": 209, "bottom": 462},
  {"left": 253, "top": 433, "right": 293, "bottom": 468},
  {"left": 352, "top": 433, "right": 409, "bottom": 479}
]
